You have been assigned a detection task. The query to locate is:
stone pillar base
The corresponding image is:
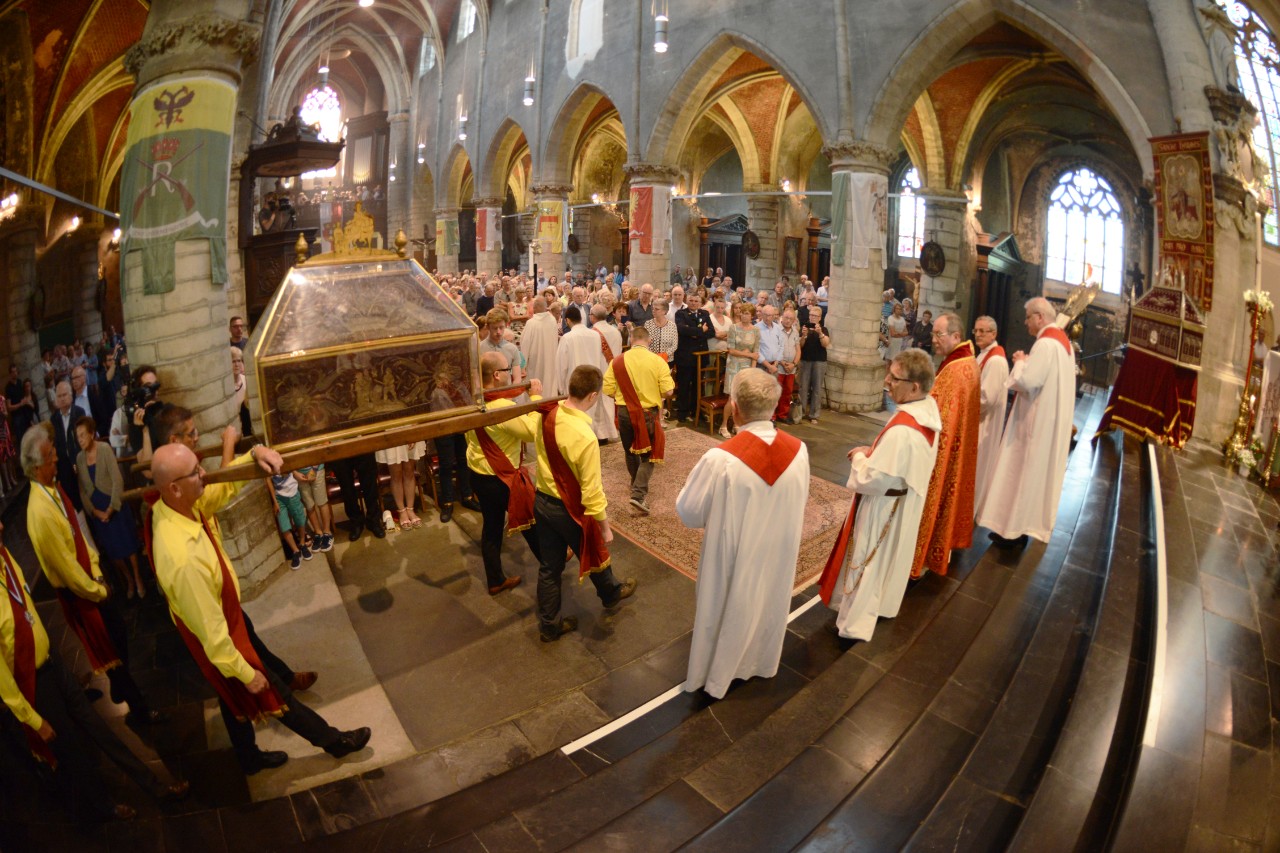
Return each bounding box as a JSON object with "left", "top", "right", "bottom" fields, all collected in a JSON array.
[
  {"left": 216, "top": 479, "right": 288, "bottom": 595},
  {"left": 825, "top": 350, "right": 887, "bottom": 412},
  {"left": 476, "top": 249, "right": 501, "bottom": 275}
]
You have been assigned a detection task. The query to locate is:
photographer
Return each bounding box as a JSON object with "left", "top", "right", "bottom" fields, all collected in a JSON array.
[
  {"left": 125, "top": 366, "right": 164, "bottom": 460},
  {"left": 257, "top": 191, "right": 295, "bottom": 234}
]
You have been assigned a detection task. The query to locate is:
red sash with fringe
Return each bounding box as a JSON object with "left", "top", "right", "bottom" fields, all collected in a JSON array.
[
  {"left": 539, "top": 402, "right": 610, "bottom": 579},
  {"left": 596, "top": 329, "right": 615, "bottom": 362},
  {"left": 818, "top": 412, "right": 936, "bottom": 604},
  {"left": 612, "top": 352, "right": 664, "bottom": 461},
  {"left": 46, "top": 484, "right": 120, "bottom": 674},
  {"left": 172, "top": 517, "right": 286, "bottom": 723},
  {"left": 3, "top": 548, "right": 56, "bottom": 769},
  {"left": 475, "top": 388, "right": 536, "bottom": 533},
  {"left": 720, "top": 430, "right": 801, "bottom": 485}
]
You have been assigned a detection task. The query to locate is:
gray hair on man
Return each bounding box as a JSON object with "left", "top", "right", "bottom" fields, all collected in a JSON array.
[
  {"left": 20, "top": 424, "right": 51, "bottom": 479},
  {"left": 976, "top": 315, "right": 998, "bottom": 334},
  {"left": 1025, "top": 296, "right": 1057, "bottom": 324},
  {"left": 731, "top": 368, "right": 783, "bottom": 423},
  {"left": 893, "top": 347, "right": 936, "bottom": 394},
  {"left": 590, "top": 304, "right": 610, "bottom": 322},
  {"left": 532, "top": 296, "right": 547, "bottom": 313},
  {"left": 936, "top": 311, "right": 963, "bottom": 336}
]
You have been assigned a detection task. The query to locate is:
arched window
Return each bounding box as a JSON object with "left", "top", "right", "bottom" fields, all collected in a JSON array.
[
  {"left": 457, "top": 0, "right": 477, "bottom": 42},
  {"left": 1220, "top": 1, "right": 1280, "bottom": 243},
  {"left": 565, "top": 0, "right": 604, "bottom": 75},
  {"left": 896, "top": 166, "right": 925, "bottom": 259},
  {"left": 420, "top": 39, "right": 436, "bottom": 74},
  {"left": 299, "top": 86, "right": 343, "bottom": 179},
  {"left": 1045, "top": 167, "right": 1125, "bottom": 294}
]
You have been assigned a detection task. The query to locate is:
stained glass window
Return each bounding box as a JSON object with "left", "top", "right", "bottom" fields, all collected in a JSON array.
[
  {"left": 896, "top": 167, "right": 925, "bottom": 259},
  {"left": 1219, "top": 1, "right": 1280, "bottom": 243},
  {"left": 1045, "top": 167, "right": 1125, "bottom": 294},
  {"left": 458, "top": 0, "right": 477, "bottom": 42},
  {"left": 300, "top": 86, "right": 342, "bottom": 179}
]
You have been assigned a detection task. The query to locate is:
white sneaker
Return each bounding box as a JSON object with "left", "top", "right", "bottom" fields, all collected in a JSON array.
[{"left": 383, "top": 510, "right": 396, "bottom": 531}]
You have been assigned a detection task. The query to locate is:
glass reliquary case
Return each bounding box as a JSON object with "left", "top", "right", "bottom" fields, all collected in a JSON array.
[{"left": 248, "top": 206, "right": 481, "bottom": 452}]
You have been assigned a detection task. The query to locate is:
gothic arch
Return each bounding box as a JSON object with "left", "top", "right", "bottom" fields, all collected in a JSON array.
[
  {"left": 541, "top": 81, "right": 629, "bottom": 186},
  {"left": 912, "top": 93, "right": 947, "bottom": 189},
  {"left": 442, "top": 142, "right": 473, "bottom": 209},
  {"left": 268, "top": 25, "right": 413, "bottom": 121},
  {"left": 862, "top": 1, "right": 1153, "bottom": 179},
  {"left": 480, "top": 117, "right": 533, "bottom": 202}
]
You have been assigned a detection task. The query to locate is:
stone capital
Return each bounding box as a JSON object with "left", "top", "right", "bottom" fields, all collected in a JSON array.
[
  {"left": 531, "top": 184, "right": 574, "bottom": 198},
  {"left": 623, "top": 163, "right": 680, "bottom": 185},
  {"left": 919, "top": 187, "right": 970, "bottom": 210},
  {"left": 472, "top": 197, "right": 504, "bottom": 208},
  {"left": 125, "top": 13, "right": 261, "bottom": 80},
  {"left": 823, "top": 141, "right": 896, "bottom": 175},
  {"left": 434, "top": 207, "right": 459, "bottom": 218}
]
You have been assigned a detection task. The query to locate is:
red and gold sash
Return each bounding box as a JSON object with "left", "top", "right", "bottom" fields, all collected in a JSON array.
[
  {"left": 720, "top": 429, "right": 801, "bottom": 485},
  {"left": 1040, "top": 326, "right": 1072, "bottom": 354},
  {"left": 818, "top": 411, "right": 936, "bottom": 605},
  {"left": 611, "top": 352, "right": 664, "bottom": 461},
  {"left": 539, "top": 402, "right": 610, "bottom": 579},
  {"left": 47, "top": 484, "right": 120, "bottom": 674},
  {"left": 3, "top": 548, "right": 56, "bottom": 768},
  {"left": 979, "top": 345, "right": 1007, "bottom": 371},
  {"left": 475, "top": 388, "right": 535, "bottom": 533},
  {"left": 172, "top": 517, "right": 287, "bottom": 723},
  {"left": 596, "top": 328, "right": 615, "bottom": 362}
]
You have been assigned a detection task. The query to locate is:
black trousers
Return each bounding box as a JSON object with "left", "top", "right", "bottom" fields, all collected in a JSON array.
[
  {"left": 472, "top": 472, "right": 541, "bottom": 588},
  {"left": 675, "top": 358, "right": 698, "bottom": 419},
  {"left": 436, "top": 433, "right": 472, "bottom": 503},
  {"left": 32, "top": 651, "right": 165, "bottom": 819},
  {"left": 534, "top": 493, "right": 622, "bottom": 633},
  {"left": 330, "top": 453, "right": 382, "bottom": 530},
  {"left": 219, "top": 613, "right": 338, "bottom": 764},
  {"left": 99, "top": 596, "right": 148, "bottom": 714}
]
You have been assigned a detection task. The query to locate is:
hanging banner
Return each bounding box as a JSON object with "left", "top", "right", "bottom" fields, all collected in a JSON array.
[
  {"left": 119, "top": 77, "right": 236, "bottom": 295},
  {"left": 1152, "top": 132, "right": 1214, "bottom": 312},
  {"left": 537, "top": 199, "right": 567, "bottom": 253},
  {"left": 629, "top": 186, "right": 654, "bottom": 254},
  {"left": 830, "top": 172, "right": 850, "bottom": 267},
  {"left": 445, "top": 218, "right": 460, "bottom": 256},
  {"left": 477, "top": 207, "right": 501, "bottom": 254},
  {"left": 847, "top": 173, "right": 889, "bottom": 270}
]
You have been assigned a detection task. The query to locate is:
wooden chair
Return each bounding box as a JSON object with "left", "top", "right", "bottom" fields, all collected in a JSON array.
[{"left": 694, "top": 350, "right": 730, "bottom": 434}]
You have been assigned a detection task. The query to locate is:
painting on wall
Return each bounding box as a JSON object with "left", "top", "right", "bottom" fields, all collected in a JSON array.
[{"left": 782, "top": 236, "right": 801, "bottom": 275}]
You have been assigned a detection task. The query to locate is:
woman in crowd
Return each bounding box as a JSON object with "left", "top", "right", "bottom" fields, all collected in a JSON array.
[
  {"left": 707, "top": 293, "right": 732, "bottom": 354},
  {"left": 231, "top": 346, "right": 252, "bottom": 438},
  {"left": 75, "top": 416, "right": 146, "bottom": 598},
  {"left": 10, "top": 378, "right": 38, "bottom": 439},
  {"left": 887, "top": 300, "right": 910, "bottom": 359},
  {"left": 644, "top": 298, "right": 678, "bottom": 367},
  {"left": 722, "top": 303, "right": 761, "bottom": 438},
  {"left": 506, "top": 284, "right": 533, "bottom": 343}
]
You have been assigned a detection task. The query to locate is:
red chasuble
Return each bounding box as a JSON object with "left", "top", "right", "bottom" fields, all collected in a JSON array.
[
  {"left": 719, "top": 430, "right": 801, "bottom": 485},
  {"left": 474, "top": 387, "right": 536, "bottom": 533},
  {"left": 611, "top": 352, "right": 664, "bottom": 461},
  {"left": 911, "top": 341, "right": 981, "bottom": 579},
  {"left": 171, "top": 518, "right": 287, "bottom": 723},
  {"left": 49, "top": 484, "right": 121, "bottom": 674},
  {"left": 818, "top": 412, "right": 935, "bottom": 605},
  {"left": 2, "top": 548, "right": 56, "bottom": 768},
  {"left": 539, "top": 402, "right": 611, "bottom": 579}
]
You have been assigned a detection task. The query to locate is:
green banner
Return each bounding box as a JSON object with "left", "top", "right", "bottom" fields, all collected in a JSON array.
[{"left": 119, "top": 78, "right": 235, "bottom": 294}]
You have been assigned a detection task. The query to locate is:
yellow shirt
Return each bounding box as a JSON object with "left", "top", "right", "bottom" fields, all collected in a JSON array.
[
  {"left": 465, "top": 396, "right": 542, "bottom": 477},
  {"left": 534, "top": 402, "right": 608, "bottom": 520},
  {"left": 151, "top": 452, "right": 257, "bottom": 685},
  {"left": 602, "top": 346, "right": 674, "bottom": 409},
  {"left": 27, "top": 481, "right": 107, "bottom": 603},
  {"left": 0, "top": 549, "right": 49, "bottom": 730}
]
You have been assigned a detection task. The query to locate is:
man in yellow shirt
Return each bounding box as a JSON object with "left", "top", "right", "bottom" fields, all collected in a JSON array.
[
  {"left": 534, "top": 365, "right": 637, "bottom": 642},
  {"left": 0, "top": 520, "right": 187, "bottom": 821},
  {"left": 602, "top": 324, "right": 674, "bottom": 515},
  {"left": 150, "top": 441, "right": 370, "bottom": 774},
  {"left": 21, "top": 425, "right": 163, "bottom": 725},
  {"left": 465, "top": 351, "right": 544, "bottom": 595}
]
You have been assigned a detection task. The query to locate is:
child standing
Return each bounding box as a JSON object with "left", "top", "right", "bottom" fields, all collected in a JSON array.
[
  {"left": 295, "top": 464, "right": 334, "bottom": 552},
  {"left": 270, "top": 470, "right": 311, "bottom": 569}
]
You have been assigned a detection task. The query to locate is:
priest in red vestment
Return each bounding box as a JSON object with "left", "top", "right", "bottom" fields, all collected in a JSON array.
[{"left": 911, "top": 312, "right": 980, "bottom": 579}]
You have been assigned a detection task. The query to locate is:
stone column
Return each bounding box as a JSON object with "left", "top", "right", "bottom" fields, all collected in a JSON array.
[
  {"left": 434, "top": 207, "right": 459, "bottom": 275},
  {"left": 746, "top": 185, "right": 780, "bottom": 294},
  {"left": 570, "top": 205, "right": 591, "bottom": 277},
  {"left": 624, "top": 164, "right": 678, "bottom": 289},
  {"left": 823, "top": 141, "right": 897, "bottom": 412},
  {"left": 531, "top": 183, "right": 573, "bottom": 277},
  {"left": 122, "top": 6, "right": 282, "bottom": 592},
  {"left": 472, "top": 197, "right": 504, "bottom": 274},
  {"left": 916, "top": 188, "right": 969, "bottom": 316},
  {"left": 3, "top": 217, "right": 41, "bottom": 388},
  {"left": 386, "top": 111, "right": 412, "bottom": 242}
]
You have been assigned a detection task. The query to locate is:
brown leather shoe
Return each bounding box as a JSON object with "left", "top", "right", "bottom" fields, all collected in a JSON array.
[
  {"left": 488, "top": 576, "right": 522, "bottom": 596},
  {"left": 289, "top": 671, "right": 318, "bottom": 691}
]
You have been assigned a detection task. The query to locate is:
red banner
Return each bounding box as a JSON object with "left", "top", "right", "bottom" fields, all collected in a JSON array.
[
  {"left": 1151, "top": 132, "right": 1215, "bottom": 312},
  {"left": 629, "top": 185, "right": 653, "bottom": 254}
]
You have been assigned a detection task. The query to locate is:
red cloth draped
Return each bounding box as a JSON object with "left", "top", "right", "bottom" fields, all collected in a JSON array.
[
  {"left": 611, "top": 353, "right": 664, "bottom": 461},
  {"left": 818, "top": 412, "right": 935, "bottom": 605},
  {"left": 1041, "top": 326, "right": 1073, "bottom": 354},
  {"left": 172, "top": 517, "right": 287, "bottom": 723},
  {"left": 3, "top": 548, "right": 56, "bottom": 768},
  {"left": 539, "top": 402, "right": 610, "bottom": 579},
  {"left": 596, "top": 329, "right": 615, "bottom": 362},
  {"left": 473, "top": 425, "right": 535, "bottom": 534},
  {"left": 911, "top": 344, "right": 980, "bottom": 579},
  {"left": 980, "top": 345, "right": 1007, "bottom": 371},
  {"left": 1095, "top": 347, "right": 1197, "bottom": 448},
  {"left": 719, "top": 430, "right": 801, "bottom": 485},
  {"left": 50, "top": 484, "right": 120, "bottom": 674}
]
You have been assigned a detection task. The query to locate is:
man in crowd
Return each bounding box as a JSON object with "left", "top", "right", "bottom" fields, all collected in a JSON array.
[
  {"left": 976, "top": 297, "right": 1076, "bottom": 545},
  {"left": 481, "top": 308, "right": 523, "bottom": 383},
  {"left": 71, "top": 365, "right": 113, "bottom": 438},
  {"left": 627, "top": 283, "right": 656, "bottom": 329},
  {"left": 533, "top": 365, "right": 637, "bottom": 642},
  {"left": 556, "top": 305, "right": 619, "bottom": 442},
  {"left": 671, "top": 265, "right": 684, "bottom": 286},
  {"left": 49, "top": 381, "right": 86, "bottom": 512},
  {"left": 797, "top": 304, "right": 830, "bottom": 423},
  {"left": 0, "top": 519, "right": 188, "bottom": 821},
  {"left": 912, "top": 308, "right": 935, "bottom": 353},
  {"left": 564, "top": 285, "right": 593, "bottom": 332},
  {"left": 911, "top": 312, "right": 980, "bottom": 579},
  {"left": 475, "top": 281, "right": 496, "bottom": 319},
  {"left": 151, "top": 440, "right": 370, "bottom": 774},
  {"left": 677, "top": 369, "right": 808, "bottom": 698},
  {"left": 520, "top": 297, "right": 560, "bottom": 393},
  {"left": 602, "top": 324, "right": 674, "bottom": 515},
  {"left": 669, "top": 285, "right": 688, "bottom": 315},
  {"left": 22, "top": 426, "right": 163, "bottom": 725},
  {"left": 818, "top": 349, "right": 939, "bottom": 642},
  {"left": 775, "top": 308, "right": 800, "bottom": 423},
  {"left": 973, "top": 316, "right": 1009, "bottom": 511},
  {"left": 674, "top": 291, "right": 713, "bottom": 422},
  {"left": 466, "top": 351, "right": 544, "bottom": 595},
  {"left": 229, "top": 316, "right": 250, "bottom": 353},
  {"left": 755, "top": 306, "right": 785, "bottom": 407}
]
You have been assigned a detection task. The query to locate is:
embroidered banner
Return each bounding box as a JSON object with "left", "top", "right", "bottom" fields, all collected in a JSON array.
[
  {"left": 436, "top": 217, "right": 459, "bottom": 257},
  {"left": 477, "top": 207, "right": 501, "bottom": 254},
  {"left": 119, "top": 77, "right": 236, "bottom": 295},
  {"left": 537, "top": 199, "right": 567, "bottom": 253},
  {"left": 847, "top": 173, "right": 889, "bottom": 270},
  {"left": 1152, "top": 132, "right": 1215, "bottom": 312}
]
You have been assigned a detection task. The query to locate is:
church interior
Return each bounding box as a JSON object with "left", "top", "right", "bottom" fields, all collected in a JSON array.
[{"left": 0, "top": 0, "right": 1278, "bottom": 850}]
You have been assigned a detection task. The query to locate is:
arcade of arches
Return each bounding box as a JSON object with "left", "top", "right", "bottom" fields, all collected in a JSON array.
[{"left": 0, "top": 0, "right": 1277, "bottom": 849}]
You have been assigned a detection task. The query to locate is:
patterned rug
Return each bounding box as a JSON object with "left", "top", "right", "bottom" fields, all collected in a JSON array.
[{"left": 601, "top": 426, "right": 852, "bottom": 592}]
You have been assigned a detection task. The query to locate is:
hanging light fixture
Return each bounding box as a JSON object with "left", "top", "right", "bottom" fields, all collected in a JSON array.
[
  {"left": 653, "top": 0, "right": 669, "bottom": 53},
  {"left": 417, "top": 141, "right": 426, "bottom": 165},
  {"left": 523, "top": 59, "right": 537, "bottom": 106},
  {"left": 358, "top": 0, "right": 374, "bottom": 7},
  {"left": 458, "top": 114, "right": 468, "bottom": 141}
]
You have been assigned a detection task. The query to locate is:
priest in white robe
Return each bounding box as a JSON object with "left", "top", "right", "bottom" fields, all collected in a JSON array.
[
  {"left": 975, "top": 297, "right": 1076, "bottom": 543},
  {"left": 973, "top": 315, "right": 1009, "bottom": 513},
  {"left": 818, "top": 349, "right": 940, "bottom": 642},
  {"left": 520, "top": 297, "right": 561, "bottom": 395},
  {"left": 555, "top": 305, "right": 620, "bottom": 441},
  {"left": 590, "top": 304, "right": 623, "bottom": 369},
  {"left": 677, "top": 369, "right": 809, "bottom": 698}
]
